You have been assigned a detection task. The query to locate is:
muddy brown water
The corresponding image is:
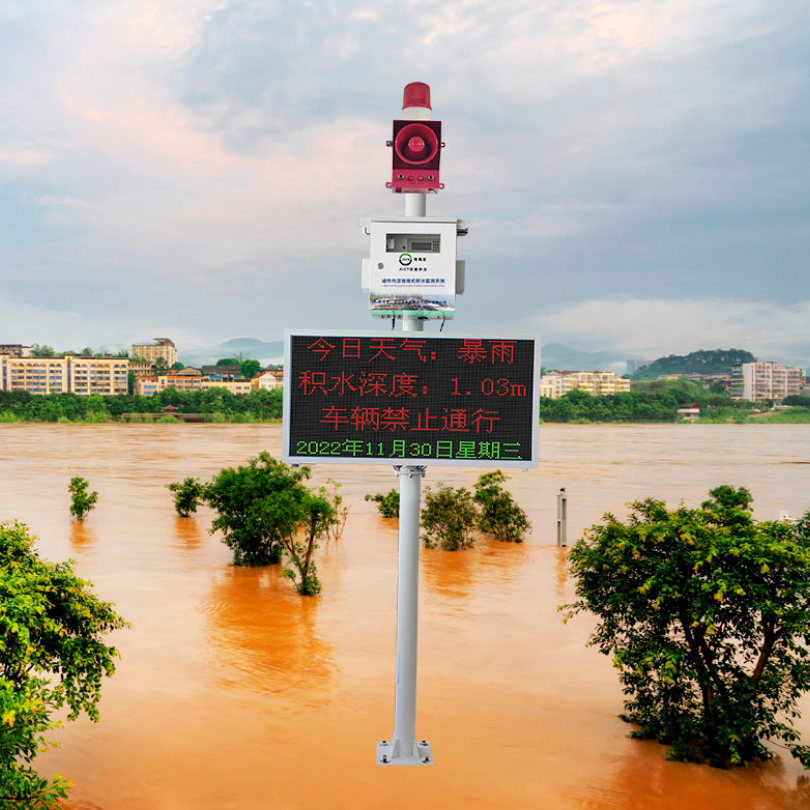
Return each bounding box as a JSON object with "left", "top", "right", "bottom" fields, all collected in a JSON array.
[{"left": 1, "top": 423, "right": 809, "bottom": 810}]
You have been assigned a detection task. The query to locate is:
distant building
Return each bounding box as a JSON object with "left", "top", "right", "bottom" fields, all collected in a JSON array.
[
  {"left": 135, "top": 374, "right": 252, "bottom": 397},
  {"left": 201, "top": 378, "right": 252, "bottom": 396},
  {"left": 174, "top": 366, "right": 202, "bottom": 376},
  {"left": 135, "top": 375, "right": 203, "bottom": 396},
  {"left": 0, "top": 344, "right": 32, "bottom": 358},
  {"left": 676, "top": 403, "right": 701, "bottom": 421},
  {"left": 696, "top": 373, "right": 732, "bottom": 393},
  {"left": 129, "top": 360, "right": 154, "bottom": 377},
  {"left": 131, "top": 338, "right": 177, "bottom": 367},
  {"left": 201, "top": 364, "right": 239, "bottom": 378},
  {"left": 626, "top": 358, "right": 652, "bottom": 376},
  {"left": 252, "top": 370, "right": 283, "bottom": 391},
  {"left": 0, "top": 355, "right": 128, "bottom": 395},
  {"left": 730, "top": 362, "right": 805, "bottom": 402},
  {"left": 540, "top": 370, "right": 631, "bottom": 399}
]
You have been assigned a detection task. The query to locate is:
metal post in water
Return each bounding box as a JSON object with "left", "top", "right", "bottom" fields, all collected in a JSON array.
[{"left": 557, "top": 487, "right": 568, "bottom": 547}]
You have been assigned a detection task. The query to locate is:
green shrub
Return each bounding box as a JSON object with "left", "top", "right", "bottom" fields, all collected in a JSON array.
[
  {"left": 83, "top": 411, "right": 109, "bottom": 424},
  {"left": 473, "top": 470, "right": 531, "bottom": 543},
  {"left": 205, "top": 412, "right": 227, "bottom": 423},
  {"left": 563, "top": 486, "right": 810, "bottom": 769},
  {"left": 68, "top": 477, "right": 98, "bottom": 521},
  {"left": 167, "top": 477, "right": 207, "bottom": 517},
  {"left": 205, "top": 452, "right": 343, "bottom": 594},
  {"left": 365, "top": 489, "right": 400, "bottom": 518},
  {"left": 0, "top": 411, "right": 19, "bottom": 423},
  {"left": 0, "top": 521, "right": 127, "bottom": 807},
  {"left": 421, "top": 485, "right": 477, "bottom": 551},
  {"left": 156, "top": 413, "right": 182, "bottom": 424}
]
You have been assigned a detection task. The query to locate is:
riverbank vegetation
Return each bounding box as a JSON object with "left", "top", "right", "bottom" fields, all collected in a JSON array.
[
  {"left": 0, "top": 521, "right": 127, "bottom": 807},
  {"left": 563, "top": 486, "right": 810, "bottom": 769},
  {"left": 539, "top": 380, "right": 795, "bottom": 423},
  {"left": 1, "top": 380, "right": 805, "bottom": 425},
  {"left": 0, "top": 388, "right": 283, "bottom": 423}
]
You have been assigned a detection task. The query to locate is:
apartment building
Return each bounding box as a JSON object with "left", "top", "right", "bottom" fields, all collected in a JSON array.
[
  {"left": 0, "top": 355, "right": 129, "bottom": 395},
  {"left": 129, "top": 359, "right": 154, "bottom": 376},
  {"left": 540, "top": 370, "right": 631, "bottom": 399},
  {"left": 730, "top": 362, "right": 805, "bottom": 402},
  {"left": 202, "top": 378, "right": 253, "bottom": 395},
  {"left": 131, "top": 338, "right": 177, "bottom": 367},
  {"left": 135, "top": 375, "right": 252, "bottom": 397}
]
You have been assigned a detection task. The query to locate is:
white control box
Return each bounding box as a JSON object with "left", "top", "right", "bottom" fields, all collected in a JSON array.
[{"left": 360, "top": 216, "right": 467, "bottom": 318}]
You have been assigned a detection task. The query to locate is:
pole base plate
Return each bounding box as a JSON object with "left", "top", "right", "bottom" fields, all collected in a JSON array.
[{"left": 377, "top": 739, "right": 433, "bottom": 766}]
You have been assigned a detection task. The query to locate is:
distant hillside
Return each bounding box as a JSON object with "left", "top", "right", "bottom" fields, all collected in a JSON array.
[
  {"left": 632, "top": 349, "right": 755, "bottom": 380},
  {"left": 179, "top": 337, "right": 284, "bottom": 368}
]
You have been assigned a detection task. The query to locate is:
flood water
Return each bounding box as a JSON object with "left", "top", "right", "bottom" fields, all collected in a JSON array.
[{"left": 1, "top": 423, "right": 809, "bottom": 810}]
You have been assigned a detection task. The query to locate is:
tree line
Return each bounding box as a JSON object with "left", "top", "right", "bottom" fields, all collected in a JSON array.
[
  {"left": 0, "top": 379, "right": 799, "bottom": 425},
  {"left": 539, "top": 380, "right": 755, "bottom": 423},
  {"left": 0, "top": 387, "right": 283, "bottom": 422}
]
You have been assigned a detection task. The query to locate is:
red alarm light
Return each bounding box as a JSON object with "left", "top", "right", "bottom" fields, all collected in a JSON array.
[{"left": 387, "top": 82, "right": 444, "bottom": 193}]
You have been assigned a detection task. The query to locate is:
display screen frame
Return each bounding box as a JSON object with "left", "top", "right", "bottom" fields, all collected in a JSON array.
[{"left": 282, "top": 329, "right": 540, "bottom": 468}]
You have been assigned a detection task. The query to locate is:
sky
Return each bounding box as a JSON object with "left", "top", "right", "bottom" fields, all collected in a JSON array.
[{"left": 0, "top": 0, "right": 808, "bottom": 365}]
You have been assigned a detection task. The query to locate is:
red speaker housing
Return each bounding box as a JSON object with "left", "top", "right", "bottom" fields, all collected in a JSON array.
[{"left": 387, "top": 120, "right": 444, "bottom": 192}]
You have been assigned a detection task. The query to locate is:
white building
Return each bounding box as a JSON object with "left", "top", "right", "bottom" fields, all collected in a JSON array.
[
  {"left": 252, "top": 370, "right": 284, "bottom": 391},
  {"left": 730, "top": 362, "right": 805, "bottom": 402}
]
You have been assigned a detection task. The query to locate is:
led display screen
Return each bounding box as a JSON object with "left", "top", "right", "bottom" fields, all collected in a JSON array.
[{"left": 283, "top": 332, "right": 538, "bottom": 467}]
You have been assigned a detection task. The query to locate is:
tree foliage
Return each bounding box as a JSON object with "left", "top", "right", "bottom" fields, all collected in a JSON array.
[
  {"left": 204, "top": 453, "right": 344, "bottom": 594},
  {"left": 473, "top": 470, "right": 531, "bottom": 542},
  {"left": 0, "top": 521, "right": 127, "bottom": 807},
  {"left": 632, "top": 349, "right": 756, "bottom": 380},
  {"left": 365, "top": 489, "right": 400, "bottom": 518},
  {"left": 239, "top": 359, "right": 261, "bottom": 378},
  {"left": 421, "top": 485, "right": 478, "bottom": 551},
  {"left": 167, "top": 477, "right": 207, "bottom": 517},
  {"left": 540, "top": 380, "right": 755, "bottom": 423},
  {"left": 0, "top": 386, "right": 283, "bottom": 423},
  {"left": 68, "top": 477, "right": 98, "bottom": 521},
  {"left": 563, "top": 486, "right": 810, "bottom": 768},
  {"left": 783, "top": 396, "right": 810, "bottom": 409}
]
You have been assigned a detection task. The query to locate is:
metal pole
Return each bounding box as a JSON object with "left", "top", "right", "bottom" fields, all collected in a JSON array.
[
  {"left": 377, "top": 190, "right": 433, "bottom": 766},
  {"left": 557, "top": 487, "right": 567, "bottom": 547}
]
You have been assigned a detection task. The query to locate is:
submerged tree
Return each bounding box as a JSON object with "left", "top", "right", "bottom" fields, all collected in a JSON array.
[
  {"left": 68, "top": 477, "right": 98, "bottom": 521},
  {"left": 0, "top": 521, "right": 127, "bottom": 807},
  {"left": 421, "top": 485, "right": 478, "bottom": 551},
  {"left": 204, "top": 452, "right": 344, "bottom": 594},
  {"left": 167, "top": 477, "right": 207, "bottom": 517},
  {"left": 563, "top": 486, "right": 810, "bottom": 769},
  {"left": 272, "top": 488, "right": 336, "bottom": 596},
  {"left": 473, "top": 470, "right": 531, "bottom": 543},
  {"left": 365, "top": 488, "right": 400, "bottom": 519}
]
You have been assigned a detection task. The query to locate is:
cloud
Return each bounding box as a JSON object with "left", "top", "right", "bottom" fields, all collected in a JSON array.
[
  {"left": 530, "top": 297, "right": 810, "bottom": 365},
  {"left": 0, "top": 0, "right": 808, "bottom": 349}
]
